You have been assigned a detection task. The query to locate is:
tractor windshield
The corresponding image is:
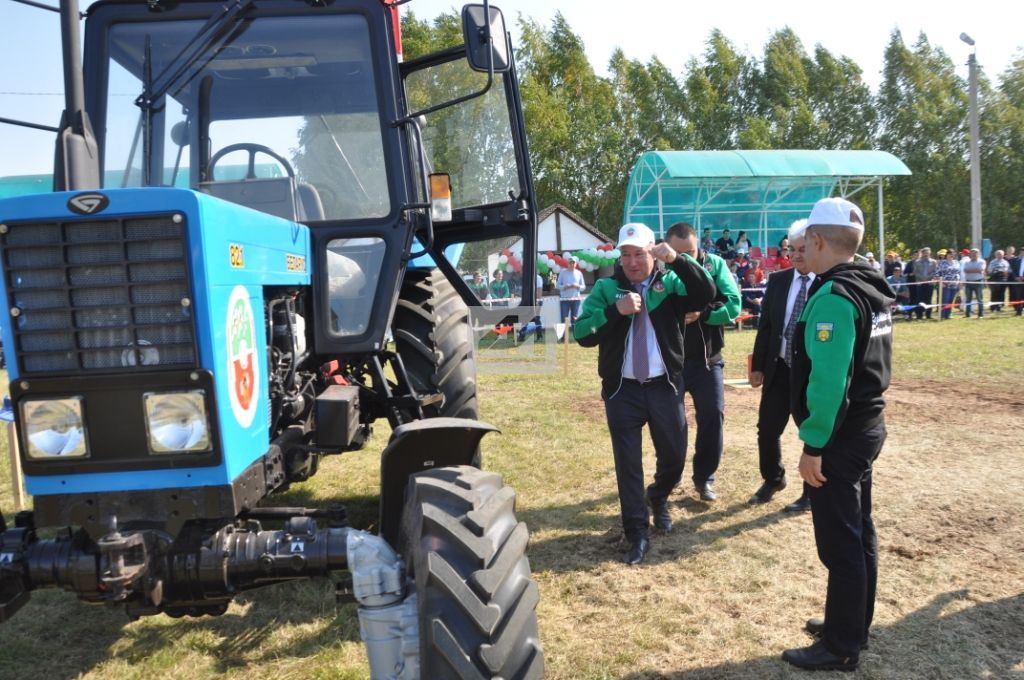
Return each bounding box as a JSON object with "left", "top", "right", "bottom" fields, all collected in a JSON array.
[{"left": 101, "top": 13, "right": 390, "bottom": 220}]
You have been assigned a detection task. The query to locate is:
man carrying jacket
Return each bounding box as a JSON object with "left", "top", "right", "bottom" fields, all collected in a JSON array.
[
  {"left": 575, "top": 222, "right": 716, "bottom": 565},
  {"left": 781, "top": 197, "right": 894, "bottom": 672},
  {"left": 664, "top": 222, "right": 741, "bottom": 501}
]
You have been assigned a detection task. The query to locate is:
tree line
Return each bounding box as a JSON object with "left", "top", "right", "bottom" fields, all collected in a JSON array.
[{"left": 403, "top": 11, "right": 1024, "bottom": 253}]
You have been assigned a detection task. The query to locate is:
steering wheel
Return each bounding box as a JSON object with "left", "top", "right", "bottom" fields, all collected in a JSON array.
[{"left": 208, "top": 143, "right": 295, "bottom": 180}]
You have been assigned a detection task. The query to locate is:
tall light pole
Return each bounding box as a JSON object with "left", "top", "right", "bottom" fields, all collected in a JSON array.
[{"left": 961, "top": 32, "right": 982, "bottom": 250}]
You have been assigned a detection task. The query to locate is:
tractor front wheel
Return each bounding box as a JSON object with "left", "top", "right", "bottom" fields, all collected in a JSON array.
[{"left": 399, "top": 465, "right": 543, "bottom": 679}]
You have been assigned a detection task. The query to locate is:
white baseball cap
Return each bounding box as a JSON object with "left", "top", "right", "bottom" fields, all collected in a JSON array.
[
  {"left": 617, "top": 222, "right": 656, "bottom": 249},
  {"left": 806, "top": 197, "right": 864, "bottom": 231}
]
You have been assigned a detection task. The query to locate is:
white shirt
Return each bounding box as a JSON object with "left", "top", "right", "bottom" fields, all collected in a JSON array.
[
  {"left": 779, "top": 271, "right": 815, "bottom": 360},
  {"left": 556, "top": 268, "right": 586, "bottom": 299},
  {"left": 622, "top": 279, "right": 666, "bottom": 380}
]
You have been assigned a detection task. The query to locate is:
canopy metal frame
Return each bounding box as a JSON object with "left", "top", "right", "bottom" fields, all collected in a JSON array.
[{"left": 624, "top": 151, "right": 911, "bottom": 254}]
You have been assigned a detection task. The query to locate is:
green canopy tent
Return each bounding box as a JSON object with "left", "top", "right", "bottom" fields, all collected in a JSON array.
[{"left": 623, "top": 150, "right": 911, "bottom": 255}]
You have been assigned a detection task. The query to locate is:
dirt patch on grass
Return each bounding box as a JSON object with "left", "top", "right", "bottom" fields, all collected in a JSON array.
[
  {"left": 530, "top": 374, "right": 1024, "bottom": 678},
  {"left": 887, "top": 377, "right": 1024, "bottom": 424}
]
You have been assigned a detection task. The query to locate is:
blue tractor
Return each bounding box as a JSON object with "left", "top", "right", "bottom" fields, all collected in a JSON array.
[{"left": 0, "top": 0, "right": 542, "bottom": 677}]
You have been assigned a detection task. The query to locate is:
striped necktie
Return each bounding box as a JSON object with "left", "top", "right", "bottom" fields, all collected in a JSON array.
[
  {"left": 632, "top": 283, "right": 649, "bottom": 381},
  {"left": 784, "top": 275, "right": 809, "bottom": 366}
]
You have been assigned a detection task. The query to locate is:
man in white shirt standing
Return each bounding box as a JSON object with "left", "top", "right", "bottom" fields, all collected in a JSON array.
[
  {"left": 556, "top": 256, "right": 586, "bottom": 329},
  {"left": 961, "top": 248, "right": 987, "bottom": 318}
]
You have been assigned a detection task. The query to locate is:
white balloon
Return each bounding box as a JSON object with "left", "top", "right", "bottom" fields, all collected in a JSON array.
[
  {"left": 562, "top": 251, "right": 571, "bottom": 260},
  {"left": 499, "top": 254, "right": 509, "bottom": 264}
]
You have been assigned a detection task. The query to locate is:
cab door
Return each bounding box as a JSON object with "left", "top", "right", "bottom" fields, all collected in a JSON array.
[{"left": 399, "top": 41, "right": 538, "bottom": 309}]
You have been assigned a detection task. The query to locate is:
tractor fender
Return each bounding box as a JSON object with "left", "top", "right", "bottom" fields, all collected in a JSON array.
[{"left": 378, "top": 418, "right": 498, "bottom": 547}]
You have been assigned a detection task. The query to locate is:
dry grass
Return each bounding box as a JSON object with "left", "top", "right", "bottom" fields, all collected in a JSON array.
[{"left": 1, "top": 315, "right": 1023, "bottom": 679}]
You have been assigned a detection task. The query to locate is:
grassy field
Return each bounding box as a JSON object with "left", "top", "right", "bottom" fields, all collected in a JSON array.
[{"left": 1, "top": 314, "right": 1022, "bottom": 679}]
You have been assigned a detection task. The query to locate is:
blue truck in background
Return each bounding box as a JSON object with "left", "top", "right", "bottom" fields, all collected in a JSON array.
[{"left": 0, "top": 1, "right": 542, "bottom": 677}]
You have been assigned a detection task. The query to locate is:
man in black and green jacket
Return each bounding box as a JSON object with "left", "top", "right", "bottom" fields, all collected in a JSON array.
[
  {"left": 665, "top": 222, "right": 741, "bottom": 502},
  {"left": 782, "top": 198, "right": 894, "bottom": 672},
  {"left": 574, "top": 222, "right": 716, "bottom": 565}
]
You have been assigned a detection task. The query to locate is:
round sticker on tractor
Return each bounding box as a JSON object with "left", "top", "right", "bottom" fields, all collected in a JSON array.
[{"left": 226, "top": 285, "right": 259, "bottom": 427}]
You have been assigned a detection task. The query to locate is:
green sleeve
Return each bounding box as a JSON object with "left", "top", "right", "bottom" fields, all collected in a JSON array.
[
  {"left": 798, "top": 293, "right": 858, "bottom": 451},
  {"left": 705, "top": 259, "right": 741, "bottom": 325},
  {"left": 573, "top": 279, "right": 623, "bottom": 345}
]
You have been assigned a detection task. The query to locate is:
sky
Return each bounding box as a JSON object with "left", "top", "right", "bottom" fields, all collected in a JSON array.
[{"left": 1, "top": 0, "right": 1022, "bottom": 176}]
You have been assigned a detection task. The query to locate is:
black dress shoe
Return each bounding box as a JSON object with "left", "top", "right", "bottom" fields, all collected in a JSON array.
[
  {"left": 749, "top": 478, "right": 787, "bottom": 504},
  {"left": 784, "top": 494, "right": 812, "bottom": 512},
  {"left": 805, "top": 618, "right": 869, "bottom": 650},
  {"left": 623, "top": 536, "right": 650, "bottom": 565},
  {"left": 782, "top": 640, "right": 858, "bottom": 671},
  {"left": 696, "top": 482, "right": 717, "bottom": 502},
  {"left": 646, "top": 491, "right": 673, "bottom": 532}
]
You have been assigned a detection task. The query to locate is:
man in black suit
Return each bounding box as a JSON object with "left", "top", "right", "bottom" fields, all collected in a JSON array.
[
  {"left": 1009, "top": 247, "right": 1024, "bottom": 316},
  {"left": 748, "top": 223, "right": 815, "bottom": 510}
]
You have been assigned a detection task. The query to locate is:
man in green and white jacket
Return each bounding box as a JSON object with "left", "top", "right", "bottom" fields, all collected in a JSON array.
[{"left": 574, "top": 222, "right": 716, "bottom": 565}]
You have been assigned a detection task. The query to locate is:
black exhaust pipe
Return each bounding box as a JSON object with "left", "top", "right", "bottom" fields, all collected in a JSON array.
[{"left": 54, "top": 0, "right": 100, "bottom": 191}]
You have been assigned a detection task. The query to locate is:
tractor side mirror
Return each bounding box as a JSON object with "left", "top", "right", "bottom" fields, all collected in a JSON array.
[{"left": 461, "top": 4, "right": 510, "bottom": 73}]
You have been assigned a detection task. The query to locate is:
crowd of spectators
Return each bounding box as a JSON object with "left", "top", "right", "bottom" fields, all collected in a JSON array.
[
  {"left": 700, "top": 229, "right": 800, "bottom": 327},
  {"left": 701, "top": 228, "right": 1024, "bottom": 325},
  {"left": 884, "top": 244, "right": 1024, "bottom": 320}
]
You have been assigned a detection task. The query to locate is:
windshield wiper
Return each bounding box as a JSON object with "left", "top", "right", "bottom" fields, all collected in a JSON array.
[{"left": 134, "top": 0, "right": 253, "bottom": 183}]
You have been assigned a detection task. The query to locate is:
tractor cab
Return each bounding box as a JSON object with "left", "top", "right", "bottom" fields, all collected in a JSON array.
[{"left": 85, "top": 0, "right": 537, "bottom": 348}]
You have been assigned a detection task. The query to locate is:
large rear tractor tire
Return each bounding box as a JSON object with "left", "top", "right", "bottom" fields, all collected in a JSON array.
[
  {"left": 399, "top": 466, "right": 543, "bottom": 679},
  {"left": 393, "top": 268, "right": 478, "bottom": 421}
]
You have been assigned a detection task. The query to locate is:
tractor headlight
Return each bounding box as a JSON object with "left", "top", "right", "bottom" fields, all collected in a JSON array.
[
  {"left": 144, "top": 391, "right": 211, "bottom": 454},
  {"left": 21, "top": 397, "right": 89, "bottom": 459}
]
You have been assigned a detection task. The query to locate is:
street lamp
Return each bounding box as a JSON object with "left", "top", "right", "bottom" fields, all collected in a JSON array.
[{"left": 961, "top": 32, "right": 981, "bottom": 250}]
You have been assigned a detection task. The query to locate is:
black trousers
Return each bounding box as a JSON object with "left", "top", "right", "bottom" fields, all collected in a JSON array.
[
  {"left": 605, "top": 377, "right": 687, "bottom": 541},
  {"left": 756, "top": 358, "right": 791, "bottom": 483},
  {"left": 914, "top": 283, "right": 934, "bottom": 319},
  {"left": 808, "top": 421, "right": 887, "bottom": 658},
  {"left": 989, "top": 281, "right": 1006, "bottom": 311},
  {"left": 682, "top": 358, "right": 725, "bottom": 486}
]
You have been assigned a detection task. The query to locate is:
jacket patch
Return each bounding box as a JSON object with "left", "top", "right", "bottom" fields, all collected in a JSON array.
[
  {"left": 815, "top": 322, "right": 834, "bottom": 342},
  {"left": 653, "top": 281, "right": 665, "bottom": 292}
]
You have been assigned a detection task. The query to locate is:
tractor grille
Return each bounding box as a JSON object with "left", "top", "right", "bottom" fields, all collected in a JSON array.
[{"left": 2, "top": 214, "right": 198, "bottom": 374}]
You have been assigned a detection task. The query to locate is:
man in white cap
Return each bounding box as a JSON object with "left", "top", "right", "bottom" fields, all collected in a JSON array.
[
  {"left": 748, "top": 220, "right": 816, "bottom": 510},
  {"left": 574, "top": 222, "right": 716, "bottom": 565},
  {"left": 781, "top": 197, "right": 894, "bottom": 672}
]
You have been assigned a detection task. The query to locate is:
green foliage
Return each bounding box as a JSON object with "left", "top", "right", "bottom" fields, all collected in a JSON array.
[{"left": 401, "top": 10, "right": 1024, "bottom": 248}]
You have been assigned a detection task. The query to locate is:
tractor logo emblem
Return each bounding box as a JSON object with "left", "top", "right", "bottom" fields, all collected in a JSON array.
[
  {"left": 67, "top": 192, "right": 110, "bottom": 215},
  {"left": 226, "top": 286, "right": 259, "bottom": 427}
]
